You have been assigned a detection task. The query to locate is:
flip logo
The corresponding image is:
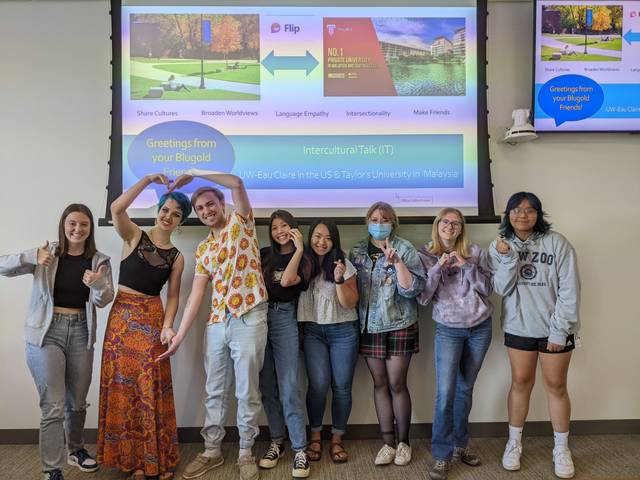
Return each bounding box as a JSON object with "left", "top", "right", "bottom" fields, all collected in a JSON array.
[
  {"left": 271, "top": 23, "right": 281, "bottom": 33},
  {"left": 284, "top": 24, "right": 301, "bottom": 34}
]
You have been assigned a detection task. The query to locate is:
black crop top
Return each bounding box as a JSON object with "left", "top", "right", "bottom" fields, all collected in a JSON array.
[
  {"left": 118, "top": 231, "right": 180, "bottom": 296},
  {"left": 53, "top": 254, "right": 92, "bottom": 308}
]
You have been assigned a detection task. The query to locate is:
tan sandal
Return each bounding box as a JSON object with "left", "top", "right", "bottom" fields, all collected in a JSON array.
[
  {"left": 306, "top": 439, "right": 322, "bottom": 461},
  {"left": 330, "top": 441, "right": 348, "bottom": 463},
  {"left": 128, "top": 470, "right": 145, "bottom": 480}
]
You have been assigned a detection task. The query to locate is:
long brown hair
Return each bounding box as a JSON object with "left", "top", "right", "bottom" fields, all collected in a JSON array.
[
  {"left": 430, "top": 208, "right": 470, "bottom": 258},
  {"left": 56, "top": 203, "right": 97, "bottom": 259},
  {"left": 262, "top": 210, "right": 312, "bottom": 290}
]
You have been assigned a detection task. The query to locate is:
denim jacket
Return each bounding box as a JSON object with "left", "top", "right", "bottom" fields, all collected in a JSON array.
[
  {"left": 349, "top": 235, "right": 425, "bottom": 334},
  {"left": 0, "top": 242, "right": 114, "bottom": 348}
]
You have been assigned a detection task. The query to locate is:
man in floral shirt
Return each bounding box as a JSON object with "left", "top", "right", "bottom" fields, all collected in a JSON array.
[{"left": 158, "top": 169, "right": 267, "bottom": 480}]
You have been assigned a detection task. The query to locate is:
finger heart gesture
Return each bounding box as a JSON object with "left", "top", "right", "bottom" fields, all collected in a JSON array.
[
  {"left": 289, "top": 228, "right": 304, "bottom": 251},
  {"left": 334, "top": 259, "right": 346, "bottom": 283},
  {"left": 496, "top": 236, "right": 511, "bottom": 254}
]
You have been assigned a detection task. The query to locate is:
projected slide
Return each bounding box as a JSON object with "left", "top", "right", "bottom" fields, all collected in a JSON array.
[
  {"left": 121, "top": 5, "right": 478, "bottom": 214},
  {"left": 534, "top": 1, "right": 640, "bottom": 131}
]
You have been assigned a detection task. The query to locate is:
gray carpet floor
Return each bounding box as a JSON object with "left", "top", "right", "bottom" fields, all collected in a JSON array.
[{"left": 1, "top": 435, "right": 639, "bottom": 479}]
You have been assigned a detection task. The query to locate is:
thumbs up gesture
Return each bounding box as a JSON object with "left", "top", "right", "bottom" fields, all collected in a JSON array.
[
  {"left": 37, "top": 241, "right": 54, "bottom": 267},
  {"left": 83, "top": 264, "right": 108, "bottom": 287}
]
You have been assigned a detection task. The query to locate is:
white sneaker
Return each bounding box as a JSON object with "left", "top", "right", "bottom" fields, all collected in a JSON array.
[
  {"left": 502, "top": 439, "right": 522, "bottom": 471},
  {"left": 374, "top": 444, "right": 396, "bottom": 465},
  {"left": 553, "top": 446, "right": 575, "bottom": 479},
  {"left": 394, "top": 442, "right": 412, "bottom": 466}
]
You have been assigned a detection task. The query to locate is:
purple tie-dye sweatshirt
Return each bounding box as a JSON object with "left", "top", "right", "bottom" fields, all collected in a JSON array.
[{"left": 417, "top": 242, "right": 494, "bottom": 328}]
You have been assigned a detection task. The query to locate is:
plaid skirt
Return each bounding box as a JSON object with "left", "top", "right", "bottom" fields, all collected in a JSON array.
[{"left": 359, "top": 322, "right": 419, "bottom": 359}]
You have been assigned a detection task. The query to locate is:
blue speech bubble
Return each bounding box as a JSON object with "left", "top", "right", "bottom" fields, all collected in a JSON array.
[
  {"left": 537, "top": 75, "right": 604, "bottom": 126},
  {"left": 127, "top": 121, "right": 235, "bottom": 196}
]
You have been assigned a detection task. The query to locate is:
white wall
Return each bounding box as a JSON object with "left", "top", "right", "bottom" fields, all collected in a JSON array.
[{"left": 0, "top": 0, "right": 638, "bottom": 431}]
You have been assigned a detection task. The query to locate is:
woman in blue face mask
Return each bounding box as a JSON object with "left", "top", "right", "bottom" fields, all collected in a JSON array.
[{"left": 348, "top": 202, "right": 426, "bottom": 467}]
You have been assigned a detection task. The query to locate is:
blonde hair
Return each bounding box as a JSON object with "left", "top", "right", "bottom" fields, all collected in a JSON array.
[
  {"left": 191, "top": 186, "right": 225, "bottom": 208},
  {"left": 430, "top": 208, "right": 470, "bottom": 258},
  {"left": 365, "top": 201, "right": 399, "bottom": 230}
]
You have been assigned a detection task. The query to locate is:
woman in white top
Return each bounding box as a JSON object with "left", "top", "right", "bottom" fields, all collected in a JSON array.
[{"left": 298, "top": 219, "right": 359, "bottom": 464}]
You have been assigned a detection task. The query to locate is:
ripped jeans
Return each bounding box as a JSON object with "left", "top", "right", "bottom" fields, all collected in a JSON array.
[{"left": 26, "top": 312, "right": 94, "bottom": 472}]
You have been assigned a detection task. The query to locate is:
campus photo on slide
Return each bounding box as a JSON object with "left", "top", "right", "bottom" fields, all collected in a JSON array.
[
  {"left": 129, "top": 14, "right": 260, "bottom": 100},
  {"left": 540, "top": 5, "right": 623, "bottom": 62}
]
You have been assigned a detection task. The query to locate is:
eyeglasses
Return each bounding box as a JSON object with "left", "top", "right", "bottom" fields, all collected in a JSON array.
[
  {"left": 510, "top": 207, "right": 537, "bottom": 216},
  {"left": 439, "top": 219, "right": 462, "bottom": 229}
]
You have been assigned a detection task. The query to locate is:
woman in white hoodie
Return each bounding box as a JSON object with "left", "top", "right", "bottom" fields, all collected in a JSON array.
[{"left": 489, "top": 192, "right": 580, "bottom": 479}]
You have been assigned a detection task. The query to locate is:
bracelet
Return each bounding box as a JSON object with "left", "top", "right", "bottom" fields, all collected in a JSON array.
[{"left": 335, "top": 277, "right": 345, "bottom": 284}]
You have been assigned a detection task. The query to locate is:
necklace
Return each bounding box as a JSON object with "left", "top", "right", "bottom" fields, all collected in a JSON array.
[{"left": 149, "top": 228, "right": 172, "bottom": 249}]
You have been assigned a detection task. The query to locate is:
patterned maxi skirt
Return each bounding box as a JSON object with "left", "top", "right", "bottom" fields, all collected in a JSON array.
[{"left": 97, "top": 291, "right": 179, "bottom": 475}]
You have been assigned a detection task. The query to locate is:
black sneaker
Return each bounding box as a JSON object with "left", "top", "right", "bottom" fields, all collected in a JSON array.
[
  {"left": 453, "top": 446, "right": 481, "bottom": 466},
  {"left": 292, "top": 450, "right": 310, "bottom": 478},
  {"left": 43, "top": 470, "right": 64, "bottom": 480},
  {"left": 258, "top": 441, "right": 285, "bottom": 469},
  {"left": 68, "top": 448, "right": 99, "bottom": 472},
  {"left": 428, "top": 459, "right": 450, "bottom": 480}
]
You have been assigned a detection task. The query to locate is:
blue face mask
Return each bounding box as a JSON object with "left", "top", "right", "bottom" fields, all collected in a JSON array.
[{"left": 368, "top": 223, "right": 393, "bottom": 241}]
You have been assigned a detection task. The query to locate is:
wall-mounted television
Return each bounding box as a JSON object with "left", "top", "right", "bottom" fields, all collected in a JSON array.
[
  {"left": 533, "top": 1, "right": 640, "bottom": 132},
  {"left": 105, "top": 0, "right": 495, "bottom": 225}
]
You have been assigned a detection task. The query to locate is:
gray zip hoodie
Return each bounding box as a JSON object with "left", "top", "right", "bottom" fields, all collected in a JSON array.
[
  {"left": 0, "top": 242, "right": 114, "bottom": 348},
  {"left": 417, "top": 242, "right": 493, "bottom": 328},
  {"left": 488, "top": 231, "right": 580, "bottom": 346}
]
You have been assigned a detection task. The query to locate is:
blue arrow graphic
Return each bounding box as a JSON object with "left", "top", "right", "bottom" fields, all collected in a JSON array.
[
  {"left": 623, "top": 29, "right": 640, "bottom": 45},
  {"left": 261, "top": 50, "right": 319, "bottom": 75}
]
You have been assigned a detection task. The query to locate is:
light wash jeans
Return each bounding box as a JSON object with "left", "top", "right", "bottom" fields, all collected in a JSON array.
[
  {"left": 303, "top": 320, "right": 359, "bottom": 435},
  {"left": 431, "top": 318, "right": 492, "bottom": 460},
  {"left": 26, "top": 312, "right": 94, "bottom": 472},
  {"left": 201, "top": 302, "right": 268, "bottom": 450},
  {"left": 259, "top": 301, "right": 307, "bottom": 451}
]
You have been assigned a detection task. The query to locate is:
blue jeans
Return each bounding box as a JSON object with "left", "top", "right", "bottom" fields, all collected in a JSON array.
[
  {"left": 26, "top": 312, "right": 94, "bottom": 472},
  {"left": 259, "top": 301, "right": 307, "bottom": 451},
  {"left": 303, "top": 320, "right": 359, "bottom": 435},
  {"left": 201, "top": 302, "right": 268, "bottom": 450},
  {"left": 432, "top": 318, "right": 492, "bottom": 460}
]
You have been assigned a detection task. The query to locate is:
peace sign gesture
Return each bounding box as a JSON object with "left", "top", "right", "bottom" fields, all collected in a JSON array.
[{"left": 381, "top": 238, "right": 400, "bottom": 266}]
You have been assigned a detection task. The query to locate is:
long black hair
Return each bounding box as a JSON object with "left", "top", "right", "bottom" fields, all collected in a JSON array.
[
  {"left": 308, "top": 219, "right": 345, "bottom": 283},
  {"left": 56, "top": 203, "right": 97, "bottom": 259},
  {"left": 262, "top": 210, "right": 312, "bottom": 290},
  {"left": 499, "top": 191, "right": 552, "bottom": 239}
]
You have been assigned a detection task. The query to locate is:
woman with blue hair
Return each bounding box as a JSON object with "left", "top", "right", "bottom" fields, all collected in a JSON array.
[{"left": 97, "top": 173, "right": 191, "bottom": 480}]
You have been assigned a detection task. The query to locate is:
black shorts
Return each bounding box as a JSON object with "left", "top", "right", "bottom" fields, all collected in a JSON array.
[{"left": 504, "top": 332, "right": 575, "bottom": 354}]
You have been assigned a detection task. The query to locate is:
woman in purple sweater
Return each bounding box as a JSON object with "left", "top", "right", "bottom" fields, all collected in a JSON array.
[{"left": 417, "top": 208, "right": 493, "bottom": 480}]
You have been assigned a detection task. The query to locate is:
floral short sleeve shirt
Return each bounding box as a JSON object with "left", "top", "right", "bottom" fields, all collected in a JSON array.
[{"left": 195, "top": 211, "right": 267, "bottom": 323}]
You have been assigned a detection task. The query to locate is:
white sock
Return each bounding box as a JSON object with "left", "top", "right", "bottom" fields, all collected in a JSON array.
[
  {"left": 508, "top": 424, "right": 523, "bottom": 443},
  {"left": 554, "top": 431, "right": 569, "bottom": 448},
  {"left": 202, "top": 447, "right": 221, "bottom": 458},
  {"left": 239, "top": 448, "right": 252, "bottom": 458}
]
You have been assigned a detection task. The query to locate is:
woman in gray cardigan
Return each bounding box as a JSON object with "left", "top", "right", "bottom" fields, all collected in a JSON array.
[{"left": 0, "top": 204, "right": 114, "bottom": 480}]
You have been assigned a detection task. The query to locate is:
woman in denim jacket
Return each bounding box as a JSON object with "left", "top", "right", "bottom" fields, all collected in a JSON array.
[
  {"left": 348, "top": 202, "right": 425, "bottom": 467},
  {"left": 0, "top": 204, "right": 114, "bottom": 480}
]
